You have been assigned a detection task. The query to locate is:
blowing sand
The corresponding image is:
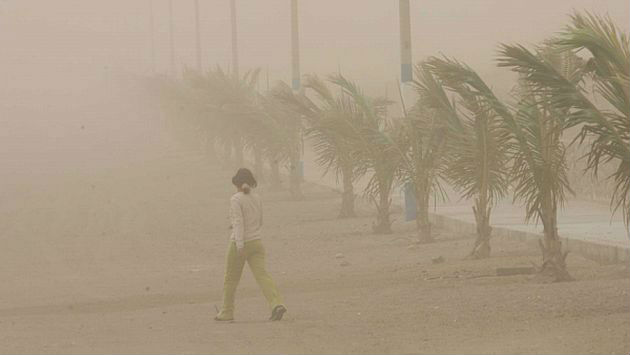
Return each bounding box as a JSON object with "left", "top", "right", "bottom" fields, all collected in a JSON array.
[{"left": 1, "top": 151, "right": 628, "bottom": 354}]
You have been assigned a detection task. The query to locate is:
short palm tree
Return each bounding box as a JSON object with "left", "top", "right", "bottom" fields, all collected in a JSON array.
[
  {"left": 391, "top": 65, "right": 452, "bottom": 243},
  {"left": 424, "top": 58, "right": 510, "bottom": 256},
  {"left": 180, "top": 68, "right": 223, "bottom": 161},
  {"left": 276, "top": 74, "right": 364, "bottom": 217},
  {"left": 194, "top": 67, "right": 262, "bottom": 169},
  {"left": 329, "top": 74, "right": 400, "bottom": 233},
  {"left": 497, "top": 12, "right": 629, "bottom": 227},
  {"left": 428, "top": 51, "right": 576, "bottom": 281},
  {"left": 265, "top": 82, "right": 305, "bottom": 199},
  {"left": 499, "top": 45, "right": 586, "bottom": 281}
]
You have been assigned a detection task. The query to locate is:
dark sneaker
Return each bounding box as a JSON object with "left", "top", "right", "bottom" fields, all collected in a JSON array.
[{"left": 270, "top": 305, "right": 287, "bottom": 321}]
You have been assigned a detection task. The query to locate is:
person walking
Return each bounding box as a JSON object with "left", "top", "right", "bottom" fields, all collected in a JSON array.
[{"left": 215, "top": 168, "right": 287, "bottom": 321}]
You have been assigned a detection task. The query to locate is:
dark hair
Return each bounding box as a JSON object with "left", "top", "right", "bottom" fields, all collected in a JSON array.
[{"left": 232, "top": 168, "right": 257, "bottom": 194}]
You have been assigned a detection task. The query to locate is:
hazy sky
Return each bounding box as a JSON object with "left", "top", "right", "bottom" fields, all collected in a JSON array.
[
  {"left": 1, "top": 0, "right": 628, "bottom": 94},
  {"left": 0, "top": 1, "right": 627, "bottom": 188}
]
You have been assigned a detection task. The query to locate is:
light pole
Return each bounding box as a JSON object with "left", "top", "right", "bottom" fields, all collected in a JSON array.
[
  {"left": 399, "top": 0, "right": 412, "bottom": 84},
  {"left": 398, "top": 0, "right": 414, "bottom": 115},
  {"left": 194, "top": 0, "right": 202, "bottom": 72},
  {"left": 290, "top": 0, "right": 300, "bottom": 90},
  {"left": 168, "top": 0, "right": 175, "bottom": 76},
  {"left": 149, "top": 0, "right": 156, "bottom": 74},
  {"left": 230, "top": 0, "right": 239, "bottom": 78},
  {"left": 399, "top": 0, "right": 417, "bottom": 221},
  {"left": 229, "top": 0, "right": 244, "bottom": 165}
]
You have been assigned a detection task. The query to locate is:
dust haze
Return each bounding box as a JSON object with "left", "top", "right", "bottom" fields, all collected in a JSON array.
[{"left": 1, "top": 1, "right": 629, "bottom": 354}]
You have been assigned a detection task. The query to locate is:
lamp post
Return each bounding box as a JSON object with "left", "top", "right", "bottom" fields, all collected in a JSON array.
[
  {"left": 290, "top": 0, "right": 300, "bottom": 90},
  {"left": 230, "top": 0, "right": 239, "bottom": 78},
  {"left": 168, "top": 0, "right": 175, "bottom": 75},
  {"left": 399, "top": 0, "right": 412, "bottom": 84},
  {"left": 399, "top": 0, "right": 417, "bottom": 220},
  {"left": 194, "top": 0, "right": 202, "bottom": 72},
  {"left": 149, "top": 0, "right": 156, "bottom": 74}
]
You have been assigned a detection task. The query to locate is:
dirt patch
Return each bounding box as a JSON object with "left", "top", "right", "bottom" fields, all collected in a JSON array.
[{"left": 0, "top": 154, "right": 628, "bottom": 354}]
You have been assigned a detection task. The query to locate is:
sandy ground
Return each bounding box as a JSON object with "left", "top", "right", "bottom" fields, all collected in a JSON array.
[{"left": 1, "top": 150, "right": 629, "bottom": 354}]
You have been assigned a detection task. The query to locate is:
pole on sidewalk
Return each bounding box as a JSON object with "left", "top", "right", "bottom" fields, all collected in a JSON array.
[
  {"left": 194, "top": 0, "right": 202, "bottom": 72},
  {"left": 230, "top": 0, "right": 239, "bottom": 78},
  {"left": 168, "top": 0, "right": 175, "bottom": 76},
  {"left": 290, "top": 0, "right": 300, "bottom": 90},
  {"left": 399, "top": 0, "right": 412, "bottom": 84},
  {"left": 400, "top": 0, "right": 416, "bottom": 220},
  {"left": 149, "top": 0, "right": 156, "bottom": 74},
  {"left": 398, "top": 0, "right": 415, "bottom": 116}
]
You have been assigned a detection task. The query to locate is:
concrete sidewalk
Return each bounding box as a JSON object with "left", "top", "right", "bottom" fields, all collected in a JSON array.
[
  {"left": 431, "top": 198, "right": 629, "bottom": 249},
  {"left": 301, "top": 148, "right": 629, "bottom": 254}
]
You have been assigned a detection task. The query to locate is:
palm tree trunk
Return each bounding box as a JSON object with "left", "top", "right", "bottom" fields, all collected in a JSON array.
[
  {"left": 221, "top": 141, "right": 233, "bottom": 170},
  {"left": 289, "top": 151, "right": 303, "bottom": 199},
  {"left": 469, "top": 197, "right": 492, "bottom": 259},
  {"left": 373, "top": 177, "right": 393, "bottom": 234},
  {"left": 470, "top": 174, "right": 492, "bottom": 258},
  {"left": 539, "top": 195, "right": 572, "bottom": 281},
  {"left": 206, "top": 136, "right": 217, "bottom": 161},
  {"left": 539, "top": 109, "right": 572, "bottom": 281},
  {"left": 415, "top": 179, "right": 433, "bottom": 243},
  {"left": 254, "top": 149, "right": 264, "bottom": 183},
  {"left": 233, "top": 135, "right": 244, "bottom": 167},
  {"left": 339, "top": 163, "right": 356, "bottom": 218},
  {"left": 269, "top": 158, "right": 282, "bottom": 190}
]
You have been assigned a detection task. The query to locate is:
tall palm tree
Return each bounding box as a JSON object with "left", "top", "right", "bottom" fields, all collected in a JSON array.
[
  {"left": 424, "top": 58, "right": 510, "bottom": 256},
  {"left": 497, "top": 12, "right": 629, "bottom": 228}
]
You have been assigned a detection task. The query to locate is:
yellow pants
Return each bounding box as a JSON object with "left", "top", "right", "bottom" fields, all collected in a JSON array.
[{"left": 220, "top": 239, "right": 284, "bottom": 317}]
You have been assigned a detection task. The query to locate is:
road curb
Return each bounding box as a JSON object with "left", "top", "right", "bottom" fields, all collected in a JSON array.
[{"left": 429, "top": 213, "right": 630, "bottom": 265}]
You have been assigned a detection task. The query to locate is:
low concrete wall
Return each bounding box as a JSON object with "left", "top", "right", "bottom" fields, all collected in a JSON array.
[{"left": 429, "top": 213, "right": 630, "bottom": 265}]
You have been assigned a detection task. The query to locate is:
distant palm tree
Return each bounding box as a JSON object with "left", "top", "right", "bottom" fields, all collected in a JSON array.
[
  {"left": 151, "top": 69, "right": 323, "bottom": 201},
  {"left": 424, "top": 58, "right": 510, "bottom": 256},
  {"left": 497, "top": 12, "right": 629, "bottom": 228},
  {"left": 265, "top": 82, "right": 305, "bottom": 199},
  {"left": 180, "top": 68, "right": 222, "bottom": 160},
  {"left": 152, "top": 70, "right": 214, "bottom": 154},
  {"left": 190, "top": 67, "right": 261, "bottom": 168}
]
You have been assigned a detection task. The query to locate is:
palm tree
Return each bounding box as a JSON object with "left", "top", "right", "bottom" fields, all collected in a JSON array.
[
  {"left": 500, "top": 45, "right": 587, "bottom": 281},
  {"left": 192, "top": 67, "right": 262, "bottom": 169},
  {"left": 180, "top": 68, "right": 222, "bottom": 161},
  {"left": 390, "top": 65, "right": 452, "bottom": 243},
  {"left": 328, "top": 75, "right": 400, "bottom": 233},
  {"left": 428, "top": 52, "right": 575, "bottom": 281},
  {"left": 152, "top": 71, "right": 214, "bottom": 154},
  {"left": 497, "top": 12, "right": 629, "bottom": 228},
  {"left": 149, "top": 67, "right": 305, "bottom": 193},
  {"left": 275, "top": 74, "right": 363, "bottom": 217},
  {"left": 423, "top": 58, "right": 510, "bottom": 256},
  {"left": 265, "top": 82, "right": 305, "bottom": 199}
]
